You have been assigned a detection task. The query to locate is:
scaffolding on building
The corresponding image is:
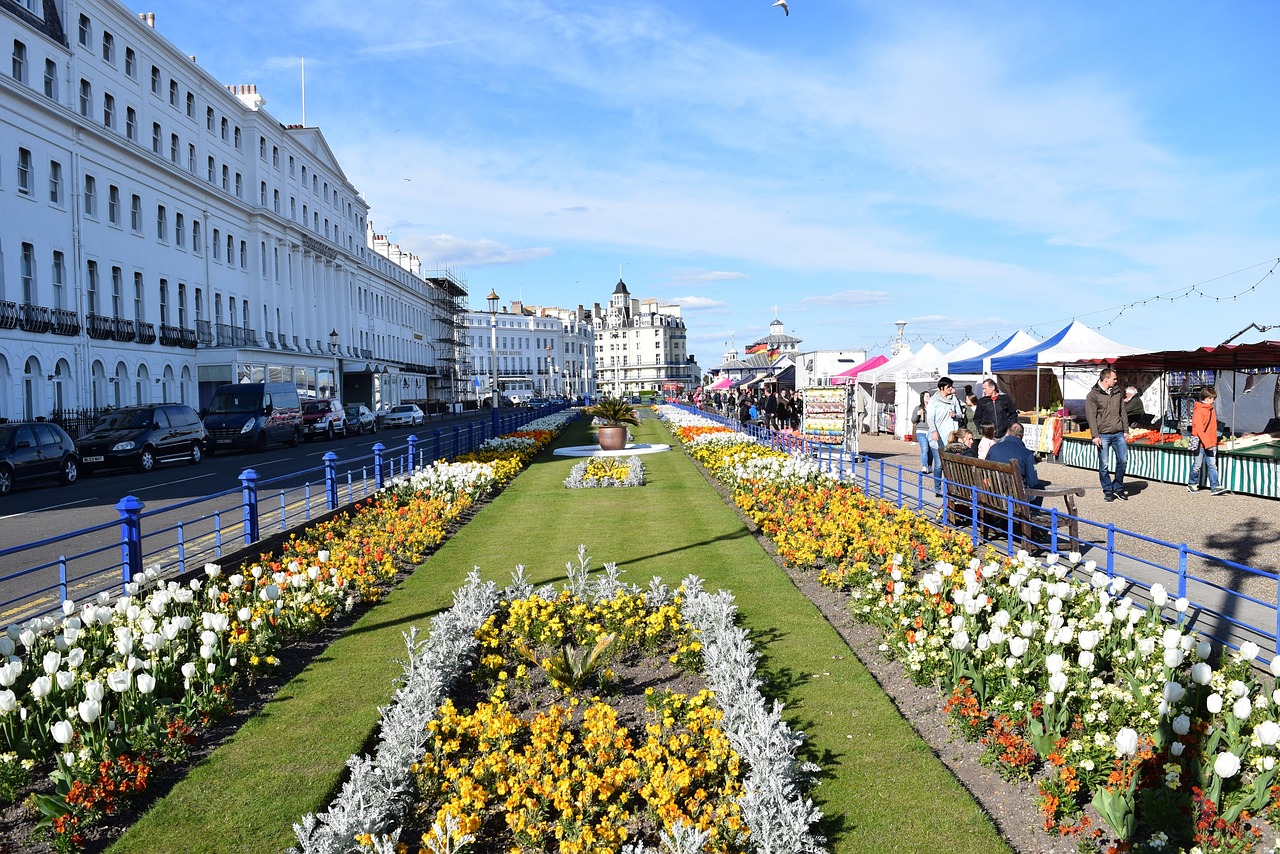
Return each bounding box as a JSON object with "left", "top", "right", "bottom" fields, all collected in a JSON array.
[{"left": 424, "top": 268, "right": 469, "bottom": 404}]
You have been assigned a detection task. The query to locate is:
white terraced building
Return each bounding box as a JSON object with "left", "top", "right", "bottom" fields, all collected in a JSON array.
[
  {"left": 462, "top": 299, "right": 597, "bottom": 404},
  {"left": 0, "top": 0, "right": 466, "bottom": 425}
]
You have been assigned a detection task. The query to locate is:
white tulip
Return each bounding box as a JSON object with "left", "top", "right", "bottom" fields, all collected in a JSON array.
[
  {"left": 204, "top": 563, "right": 221, "bottom": 578},
  {"left": 206, "top": 662, "right": 216, "bottom": 675},
  {"left": 317, "top": 550, "right": 329, "bottom": 563},
  {"left": 1046, "top": 653, "right": 1065, "bottom": 674},
  {"left": 0, "top": 637, "right": 11, "bottom": 657},
  {"left": 1049, "top": 672, "right": 1069, "bottom": 694},
  {"left": 1161, "top": 628, "right": 1181, "bottom": 650},
  {"left": 200, "top": 644, "right": 214, "bottom": 660},
  {"left": 1163, "top": 682, "right": 1186, "bottom": 705},
  {"left": 30, "top": 674, "right": 52, "bottom": 701},
  {"left": 136, "top": 673, "right": 156, "bottom": 694},
  {"left": 77, "top": 698, "right": 101, "bottom": 724},
  {"left": 1214, "top": 751, "right": 1241, "bottom": 779},
  {"left": 1078, "top": 650, "right": 1095, "bottom": 670},
  {"left": 50, "top": 719, "right": 74, "bottom": 745},
  {"left": 1047, "top": 597, "right": 1062, "bottom": 615},
  {"left": 1149, "top": 583, "right": 1168, "bottom": 608},
  {"left": 1233, "top": 696, "right": 1252, "bottom": 721},
  {"left": 1206, "top": 693, "right": 1224, "bottom": 714},
  {"left": 250, "top": 566, "right": 262, "bottom": 579},
  {"left": 1171, "top": 741, "right": 1184, "bottom": 756},
  {"left": 1078, "top": 630, "right": 1100, "bottom": 651},
  {"left": 0, "top": 661, "right": 22, "bottom": 688},
  {"left": 55, "top": 670, "right": 74, "bottom": 691},
  {"left": 1175, "top": 597, "right": 1189, "bottom": 613},
  {"left": 1009, "top": 637, "right": 1029, "bottom": 657},
  {"left": 1256, "top": 720, "right": 1280, "bottom": 746},
  {"left": 260, "top": 584, "right": 281, "bottom": 602},
  {"left": 1056, "top": 626, "right": 1074, "bottom": 646},
  {"left": 1272, "top": 656, "right": 1280, "bottom": 678},
  {"left": 42, "top": 650, "right": 61, "bottom": 675},
  {"left": 238, "top": 608, "right": 252, "bottom": 623},
  {"left": 19, "top": 628, "right": 36, "bottom": 649},
  {"left": 200, "top": 630, "right": 217, "bottom": 647},
  {"left": 1115, "top": 727, "right": 1139, "bottom": 756},
  {"left": 1230, "top": 680, "right": 1248, "bottom": 698},
  {"left": 951, "top": 631, "right": 970, "bottom": 651},
  {"left": 1163, "top": 648, "right": 1184, "bottom": 669},
  {"left": 1191, "top": 663, "right": 1213, "bottom": 685},
  {"left": 308, "top": 566, "right": 320, "bottom": 581},
  {"left": 1196, "top": 641, "right": 1212, "bottom": 660},
  {"left": 1238, "top": 641, "right": 1261, "bottom": 663},
  {"left": 1044, "top": 691, "right": 1056, "bottom": 705},
  {"left": 1173, "top": 714, "right": 1191, "bottom": 735},
  {"left": 106, "top": 670, "right": 131, "bottom": 693},
  {"left": 181, "top": 662, "right": 197, "bottom": 680},
  {"left": 0, "top": 689, "right": 16, "bottom": 713}
]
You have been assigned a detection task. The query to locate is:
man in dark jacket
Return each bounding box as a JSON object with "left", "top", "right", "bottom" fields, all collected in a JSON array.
[
  {"left": 974, "top": 378, "right": 1018, "bottom": 438},
  {"left": 1085, "top": 368, "right": 1128, "bottom": 502},
  {"left": 985, "top": 422, "right": 1045, "bottom": 504},
  {"left": 762, "top": 387, "right": 778, "bottom": 430}
]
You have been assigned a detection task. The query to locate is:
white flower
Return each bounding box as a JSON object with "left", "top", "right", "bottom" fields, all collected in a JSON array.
[
  {"left": 1078, "top": 630, "right": 1100, "bottom": 651},
  {"left": 1049, "top": 672, "right": 1069, "bottom": 694},
  {"left": 1137, "top": 637, "right": 1156, "bottom": 657},
  {"left": 55, "top": 670, "right": 74, "bottom": 691},
  {"left": 1163, "top": 648, "right": 1184, "bottom": 669},
  {"left": 0, "top": 689, "right": 16, "bottom": 713},
  {"left": 1171, "top": 741, "right": 1184, "bottom": 756},
  {"left": 951, "top": 631, "right": 970, "bottom": 651},
  {"left": 1214, "top": 751, "right": 1241, "bottom": 779},
  {"left": 1115, "top": 727, "right": 1139, "bottom": 756},
  {"left": 1078, "top": 650, "right": 1095, "bottom": 670},
  {"left": 181, "top": 662, "right": 198, "bottom": 680},
  {"left": 42, "top": 650, "right": 61, "bottom": 675},
  {"left": 1009, "top": 637, "right": 1029, "bottom": 657},
  {"left": 1256, "top": 720, "right": 1280, "bottom": 746},
  {"left": 1238, "top": 641, "right": 1261, "bottom": 662},
  {"left": 77, "top": 698, "right": 101, "bottom": 724},
  {"left": 1272, "top": 656, "right": 1280, "bottom": 679},
  {"left": 1206, "top": 693, "right": 1223, "bottom": 714},
  {"left": 1162, "top": 682, "right": 1186, "bottom": 705},
  {"left": 1191, "top": 662, "right": 1213, "bottom": 685},
  {"left": 1046, "top": 653, "right": 1065, "bottom": 674},
  {"left": 1233, "top": 696, "right": 1252, "bottom": 721},
  {"left": 1230, "top": 680, "right": 1248, "bottom": 698},
  {"left": 1161, "top": 628, "right": 1182, "bottom": 650},
  {"left": 29, "top": 675, "right": 52, "bottom": 701},
  {"left": 136, "top": 673, "right": 156, "bottom": 694},
  {"left": 1172, "top": 714, "right": 1191, "bottom": 736},
  {"left": 1175, "top": 597, "right": 1189, "bottom": 613},
  {"left": 106, "top": 669, "right": 131, "bottom": 693},
  {"left": 1150, "top": 583, "right": 1168, "bottom": 607},
  {"left": 51, "top": 719, "right": 74, "bottom": 745}
]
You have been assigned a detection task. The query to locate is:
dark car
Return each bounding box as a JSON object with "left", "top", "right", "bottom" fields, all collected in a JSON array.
[
  {"left": 301, "top": 399, "right": 347, "bottom": 440},
  {"left": 344, "top": 404, "right": 377, "bottom": 436},
  {"left": 0, "top": 421, "right": 80, "bottom": 496},
  {"left": 75, "top": 404, "right": 206, "bottom": 473}
]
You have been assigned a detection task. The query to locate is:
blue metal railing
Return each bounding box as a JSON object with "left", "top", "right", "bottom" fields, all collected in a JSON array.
[
  {"left": 675, "top": 404, "right": 1279, "bottom": 657},
  {"left": 0, "top": 404, "right": 566, "bottom": 623}
]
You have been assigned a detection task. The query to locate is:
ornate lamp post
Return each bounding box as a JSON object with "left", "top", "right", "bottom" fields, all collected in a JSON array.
[
  {"left": 487, "top": 289, "right": 500, "bottom": 436},
  {"left": 328, "top": 328, "right": 340, "bottom": 399}
]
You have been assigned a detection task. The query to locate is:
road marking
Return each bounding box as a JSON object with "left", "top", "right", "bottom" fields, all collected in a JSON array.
[
  {"left": 0, "top": 497, "right": 96, "bottom": 520},
  {"left": 132, "top": 473, "right": 217, "bottom": 492}
]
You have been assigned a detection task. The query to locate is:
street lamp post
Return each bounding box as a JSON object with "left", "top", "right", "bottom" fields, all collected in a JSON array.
[
  {"left": 328, "top": 329, "right": 340, "bottom": 399},
  {"left": 487, "top": 289, "right": 500, "bottom": 436}
]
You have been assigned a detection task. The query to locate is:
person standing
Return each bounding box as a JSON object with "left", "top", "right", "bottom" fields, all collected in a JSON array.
[
  {"left": 1187, "top": 386, "right": 1227, "bottom": 495},
  {"left": 927, "top": 377, "right": 965, "bottom": 492},
  {"left": 1085, "top": 368, "right": 1128, "bottom": 502},
  {"left": 912, "top": 391, "right": 933, "bottom": 474},
  {"left": 762, "top": 387, "right": 778, "bottom": 430},
  {"left": 974, "top": 378, "right": 1018, "bottom": 438},
  {"left": 1124, "top": 386, "right": 1151, "bottom": 428}
]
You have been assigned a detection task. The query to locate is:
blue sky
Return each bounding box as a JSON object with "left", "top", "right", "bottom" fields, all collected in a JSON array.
[{"left": 144, "top": 0, "right": 1278, "bottom": 362}]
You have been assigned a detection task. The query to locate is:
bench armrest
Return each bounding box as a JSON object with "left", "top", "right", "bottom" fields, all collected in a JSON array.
[{"left": 1028, "top": 486, "right": 1086, "bottom": 499}]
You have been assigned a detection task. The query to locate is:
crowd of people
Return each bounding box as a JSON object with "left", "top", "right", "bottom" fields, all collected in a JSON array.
[{"left": 701, "top": 386, "right": 803, "bottom": 431}]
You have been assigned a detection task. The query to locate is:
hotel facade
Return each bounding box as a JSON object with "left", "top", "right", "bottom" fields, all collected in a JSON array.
[{"left": 0, "top": 0, "right": 466, "bottom": 423}]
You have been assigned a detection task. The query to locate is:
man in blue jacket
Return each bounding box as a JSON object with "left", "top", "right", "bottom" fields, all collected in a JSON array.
[{"left": 985, "top": 422, "right": 1045, "bottom": 507}]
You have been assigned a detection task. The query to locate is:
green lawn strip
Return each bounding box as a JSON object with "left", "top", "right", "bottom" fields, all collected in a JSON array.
[{"left": 112, "top": 414, "right": 1008, "bottom": 853}]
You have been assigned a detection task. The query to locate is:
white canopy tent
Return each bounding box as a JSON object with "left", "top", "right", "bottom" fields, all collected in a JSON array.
[
  {"left": 852, "top": 347, "right": 913, "bottom": 433},
  {"left": 886, "top": 340, "right": 990, "bottom": 436}
]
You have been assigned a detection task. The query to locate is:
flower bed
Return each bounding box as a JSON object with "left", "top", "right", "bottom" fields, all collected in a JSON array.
[
  {"left": 657, "top": 404, "right": 1280, "bottom": 852},
  {"left": 564, "top": 455, "right": 647, "bottom": 489},
  {"left": 294, "top": 550, "right": 824, "bottom": 853},
  {"left": 0, "top": 412, "right": 576, "bottom": 851}
]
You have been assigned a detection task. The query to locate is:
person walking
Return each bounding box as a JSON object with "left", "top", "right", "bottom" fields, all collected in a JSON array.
[
  {"left": 926, "top": 377, "right": 965, "bottom": 493},
  {"left": 974, "top": 378, "right": 1018, "bottom": 438},
  {"left": 912, "top": 391, "right": 933, "bottom": 474},
  {"left": 1187, "top": 386, "right": 1227, "bottom": 495},
  {"left": 1085, "top": 368, "right": 1129, "bottom": 502}
]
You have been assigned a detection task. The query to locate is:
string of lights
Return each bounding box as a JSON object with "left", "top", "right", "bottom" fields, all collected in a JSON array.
[{"left": 858, "top": 256, "right": 1280, "bottom": 353}]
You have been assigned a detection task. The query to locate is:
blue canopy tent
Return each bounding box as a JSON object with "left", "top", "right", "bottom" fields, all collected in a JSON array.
[{"left": 947, "top": 330, "right": 1040, "bottom": 376}]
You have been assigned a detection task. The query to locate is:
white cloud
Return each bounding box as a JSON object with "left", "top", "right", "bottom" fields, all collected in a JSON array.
[
  {"left": 667, "top": 296, "right": 728, "bottom": 310},
  {"left": 667, "top": 270, "right": 749, "bottom": 284},
  {"left": 801, "top": 290, "right": 894, "bottom": 308},
  {"left": 413, "top": 234, "right": 552, "bottom": 267}
]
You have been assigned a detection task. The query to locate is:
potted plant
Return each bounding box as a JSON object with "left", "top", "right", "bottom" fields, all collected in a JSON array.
[{"left": 587, "top": 397, "right": 640, "bottom": 451}]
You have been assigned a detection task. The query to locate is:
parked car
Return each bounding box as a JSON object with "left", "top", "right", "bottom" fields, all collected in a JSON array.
[
  {"left": 344, "top": 404, "right": 377, "bottom": 436},
  {"left": 75, "top": 404, "right": 206, "bottom": 473},
  {"left": 301, "top": 399, "right": 347, "bottom": 440},
  {"left": 383, "top": 404, "right": 425, "bottom": 428},
  {"left": 0, "top": 420, "right": 80, "bottom": 496},
  {"left": 202, "top": 382, "right": 302, "bottom": 452},
  {"left": 527, "top": 397, "right": 549, "bottom": 407}
]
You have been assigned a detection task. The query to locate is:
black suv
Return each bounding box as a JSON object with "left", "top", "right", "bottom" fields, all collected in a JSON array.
[
  {"left": 0, "top": 420, "right": 80, "bottom": 496},
  {"left": 76, "top": 404, "right": 207, "bottom": 473}
]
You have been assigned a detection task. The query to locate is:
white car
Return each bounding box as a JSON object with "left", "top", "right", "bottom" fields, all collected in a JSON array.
[{"left": 383, "top": 404, "right": 425, "bottom": 428}]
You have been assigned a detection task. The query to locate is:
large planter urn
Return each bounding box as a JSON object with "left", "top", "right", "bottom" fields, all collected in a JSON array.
[{"left": 598, "top": 425, "right": 629, "bottom": 451}]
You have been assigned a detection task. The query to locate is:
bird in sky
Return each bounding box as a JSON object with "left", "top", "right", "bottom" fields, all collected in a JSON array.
[{"left": 772, "top": 0, "right": 788, "bottom": 16}]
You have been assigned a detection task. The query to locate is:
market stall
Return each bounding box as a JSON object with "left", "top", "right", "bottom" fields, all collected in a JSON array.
[{"left": 1055, "top": 341, "right": 1280, "bottom": 498}]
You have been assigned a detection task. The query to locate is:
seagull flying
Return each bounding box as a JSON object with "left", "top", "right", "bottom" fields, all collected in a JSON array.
[{"left": 772, "top": 0, "right": 788, "bottom": 15}]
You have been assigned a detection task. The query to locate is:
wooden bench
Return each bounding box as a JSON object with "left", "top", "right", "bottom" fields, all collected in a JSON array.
[{"left": 939, "top": 452, "right": 1085, "bottom": 548}]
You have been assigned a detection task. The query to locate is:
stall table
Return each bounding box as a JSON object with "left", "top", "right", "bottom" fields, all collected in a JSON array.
[{"left": 1058, "top": 436, "right": 1280, "bottom": 498}]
